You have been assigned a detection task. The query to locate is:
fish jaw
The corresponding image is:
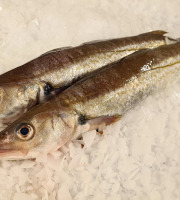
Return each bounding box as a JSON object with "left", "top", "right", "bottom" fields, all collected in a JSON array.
[{"left": 0, "top": 149, "right": 28, "bottom": 160}]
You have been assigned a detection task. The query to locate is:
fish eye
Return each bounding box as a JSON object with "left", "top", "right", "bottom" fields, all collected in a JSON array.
[
  {"left": 16, "top": 123, "right": 35, "bottom": 140},
  {"left": 44, "top": 83, "right": 54, "bottom": 95}
]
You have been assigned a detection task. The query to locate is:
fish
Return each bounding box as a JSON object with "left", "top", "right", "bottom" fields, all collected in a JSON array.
[
  {"left": 0, "top": 31, "right": 171, "bottom": 130},
  {"left": 0, "top": 42, "right": 180, "bottom": 160}
]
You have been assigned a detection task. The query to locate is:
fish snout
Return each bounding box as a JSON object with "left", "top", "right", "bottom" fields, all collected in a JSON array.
[{"left": 0, "top": 128, "right": 28, "bottom": 160}]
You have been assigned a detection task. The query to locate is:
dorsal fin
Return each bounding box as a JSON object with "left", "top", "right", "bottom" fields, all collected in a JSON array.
[
  {"left": 149, "top": 30, "right": 167, "bottom": 35},
  {"left": 40, "top": 46, "right": 72, "bottom": 57}
]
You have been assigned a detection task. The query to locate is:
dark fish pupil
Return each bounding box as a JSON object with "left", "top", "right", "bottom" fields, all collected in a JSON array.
[
  {"left": 44, "top": 83, "right": 53, "bottom": 95},
  {"left": 20, "top": 127, "right": 29, "bottom": 136}
]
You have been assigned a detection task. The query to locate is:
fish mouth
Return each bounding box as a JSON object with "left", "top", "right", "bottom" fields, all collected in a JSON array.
[{"left": 0, "top": 149, "right": 28, "bottom": 160}]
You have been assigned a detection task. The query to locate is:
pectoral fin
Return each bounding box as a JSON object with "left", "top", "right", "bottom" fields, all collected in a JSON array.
[
  {"left": 77, "top": 114, "right": 121, "bottom": 133},
  {"left": 86, "top": 115, "right": 121, "bottom": 131},
  {"left": 73, "top": 114, "right": 121, "bottom": 140}
]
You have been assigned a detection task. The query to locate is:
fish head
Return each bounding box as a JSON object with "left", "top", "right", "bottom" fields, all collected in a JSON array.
[
  {"left": 0, "top": 104, "right": 78, "bottom": 160},
  {"left": 0, "top": 81, "right": 49, "bottom": 130}
]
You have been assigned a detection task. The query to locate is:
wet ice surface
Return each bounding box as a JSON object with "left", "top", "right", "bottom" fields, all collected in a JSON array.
[{"left": 0, "top": 0, "right": 180, "bottom": 200}]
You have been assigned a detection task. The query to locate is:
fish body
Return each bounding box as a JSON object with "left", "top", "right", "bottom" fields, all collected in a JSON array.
[
  {"left": 0, "top": 42, "right": 180, "bottom": 159},
  {"left": 0, "top": 31, "right": 170, "bottom": 129}
]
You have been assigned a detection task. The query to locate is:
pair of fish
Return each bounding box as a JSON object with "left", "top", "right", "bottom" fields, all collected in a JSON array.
[
  {"left": 0, "top": 31, "right": 179, "bottom": 159},
  {"left": 0, "top": 30, "right": 168, "bottom": 129}
]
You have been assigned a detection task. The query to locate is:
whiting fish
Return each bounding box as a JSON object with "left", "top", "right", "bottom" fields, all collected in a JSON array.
[
  {"left": 0, "top": 42, "right": 179, "bottom": 159},
  {"left": 0, "top": 31, "right": 170, "bottom": 130}
]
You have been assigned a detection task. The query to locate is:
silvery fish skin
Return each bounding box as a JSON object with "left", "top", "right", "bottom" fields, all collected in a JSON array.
[
  {"left": 0, "top": 42, "right": 180, "bottom": 160},
  {"left": 0, "top": 31, "right": 169, "bottom": 129}
]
